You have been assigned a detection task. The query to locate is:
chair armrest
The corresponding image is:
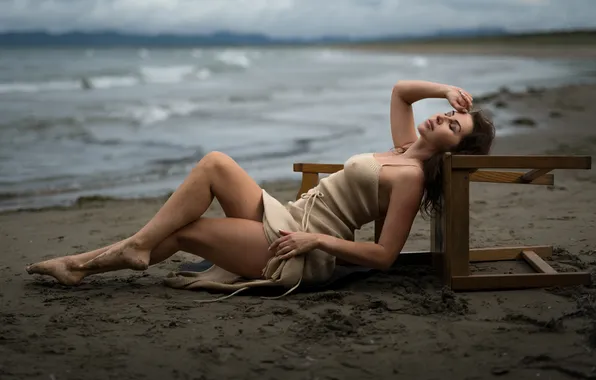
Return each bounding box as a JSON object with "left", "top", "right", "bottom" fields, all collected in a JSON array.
[
  {"left": 293, "top": 162, "right": 555, "bottom": 185},
  {"left": 293, "top": 163, "right": 344, "bottom": 174},
  {"left": 451, "top": 154, "right": 591, "bottom": 170}
]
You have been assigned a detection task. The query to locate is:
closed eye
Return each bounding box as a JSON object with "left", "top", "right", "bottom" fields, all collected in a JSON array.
[{"left": 444, "top": 111, "right": 461, "bottom": 133}]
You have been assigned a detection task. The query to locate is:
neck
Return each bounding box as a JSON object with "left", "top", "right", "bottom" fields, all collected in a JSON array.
[{"left": 402, "top": 138, "right": 440, "bottom": 162}]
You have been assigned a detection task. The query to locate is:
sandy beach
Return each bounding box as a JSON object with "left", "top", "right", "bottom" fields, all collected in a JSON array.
[{"left": 2, "top": 72, "right": 596, "bottom": 378}]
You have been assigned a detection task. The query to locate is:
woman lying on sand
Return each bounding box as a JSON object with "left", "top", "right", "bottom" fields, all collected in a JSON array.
[{"left": 27, "top": 80, "right": 495, "bottom": 296}]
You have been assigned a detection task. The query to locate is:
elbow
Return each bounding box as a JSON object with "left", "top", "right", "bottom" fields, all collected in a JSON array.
[
  {"left": 391, "top": 81, "right": 413, "bottom": 105},
  {"left": 374, "top": 246, "right": 396, "bottom": 271}
]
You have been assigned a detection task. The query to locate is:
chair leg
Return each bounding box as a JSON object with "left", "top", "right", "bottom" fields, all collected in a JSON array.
[
  {"left": 431, "top": 210, "right": 445, "bottom": 276},
  {"left": 296, "top": 173, "right": 319, "bottom": 200},
  {"left": 446, "top": 170, "right": 471, "bottom": 278}
]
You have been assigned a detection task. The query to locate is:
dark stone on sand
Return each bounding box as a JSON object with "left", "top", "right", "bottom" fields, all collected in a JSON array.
[
  {"left": 475, "top": 92, "right": 499, "bottom": 104},
  {"left": 588, "top": 322, "right": 596, "bottom": 348},
  {"left": 490, "top": 367, "right": 510, "bottom": 376},
  {"left": 549, "top": 110, "right": 563, "bottom": 118},
  {"left": 527, "top": 86, "right": 544, "bottom": 95},
  {"left": 511, "top": 117, "right": 537, "bottom": 127},
  {"left": 75, "top": 195, "right": 119, "bottom": 206},
  {"left": 494, "top": 100, "right": 507, "bottom": 108}
]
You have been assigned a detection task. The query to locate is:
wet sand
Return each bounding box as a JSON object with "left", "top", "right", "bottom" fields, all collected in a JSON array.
[{"left": 1, "top": 83, "right": 596, "bottom": 379}]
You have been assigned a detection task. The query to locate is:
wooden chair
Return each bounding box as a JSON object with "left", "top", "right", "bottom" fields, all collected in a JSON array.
[{"left": 293, "top": 153, "right": 592, "bottom": 291}]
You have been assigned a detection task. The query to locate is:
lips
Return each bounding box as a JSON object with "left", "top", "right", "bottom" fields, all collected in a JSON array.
[{"left": 426, "top": 119, "right": 434, "bottom": 131}]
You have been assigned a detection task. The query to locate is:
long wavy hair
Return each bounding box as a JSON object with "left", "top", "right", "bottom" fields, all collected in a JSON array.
[{"left": 419, "top": 110, "right": 495, "bottom": 218}]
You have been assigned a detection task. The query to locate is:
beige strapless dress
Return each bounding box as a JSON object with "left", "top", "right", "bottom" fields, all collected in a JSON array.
[{"left": 163, "top": 154, "right": 388, "bottom": 299}]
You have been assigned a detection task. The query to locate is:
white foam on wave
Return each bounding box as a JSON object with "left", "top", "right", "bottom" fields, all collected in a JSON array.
[
  {"left": 196, "top": 68, "right": 211, "bottom": 80},
  {"left": 0, "top": 80, "right": 80, "bottom": 94},
  {"left": 91, "top": 75, "right": 139, "bottom": 89},
  {"left": 0, "top": 66, "right": 209, "bottom": 94},
  {"left": 0, "top": 75, "right": 143, "bottom": 94},
  {"left": 140, "top": 65, "right": 210, "bottom": 84},
  {"left": 314, "top": 49, "right": 350, "bottom": 62},
  {"left": 412, "top": 56, "right": 429, "bottom": 67},
  {"left": 216, "top": 50, "right": 251, "bottom": 68},
  {"left": 110, "top": 100, "right": 203, "bottom": 126}
]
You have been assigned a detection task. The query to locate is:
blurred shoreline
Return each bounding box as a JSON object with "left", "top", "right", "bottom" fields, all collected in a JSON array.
[
  {"left": 339, "top": 43, "right": 596, "bottom": 58},
  {"left": 331, "top": 30, "right": 596, "bottom": 58}
]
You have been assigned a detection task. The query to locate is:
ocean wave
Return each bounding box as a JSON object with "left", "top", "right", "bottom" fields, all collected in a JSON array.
[
  {"left": 411, "top": 56, "right": 429, "bottom": 68},
  {"left": 139, "top": 65, "right": 211, "bottom": 84},
  {"left": 0, "top": 80, "right": 80, "bottom": 94},
  {"left": 227, "top": 93, "right": 271, "bottom": 103},
  {"left": 215, "top": 50, "right": 251, "bottom": 68},
  {"left": 108, "top": 99, "right": 205, "bottom": 125},
  {"left": 91, "top": 75, "right": 139, "bottom": 89},
  {"left": 0, "top": 116, "right": 93, "bottom": 143},
  {"left": 314, "top": 49, "right": 351, "bottom": 62},
  {"left": 147, "top": 136, "right": 313, "bottom": 172},
  {"left": 0, "top": 65, "right": 211, "bottom": 94},
  {"left": 0, "top": 74, "right": 139, "bottom": 94}
]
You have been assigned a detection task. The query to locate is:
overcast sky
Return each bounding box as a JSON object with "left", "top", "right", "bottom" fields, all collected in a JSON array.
[{"left": 1, "top": 0, "right": 594, "bottom": 38}]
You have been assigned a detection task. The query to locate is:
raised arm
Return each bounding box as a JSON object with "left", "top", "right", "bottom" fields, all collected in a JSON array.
[{"left": 390, "top": 80, "right": 472, "bottom": 148}]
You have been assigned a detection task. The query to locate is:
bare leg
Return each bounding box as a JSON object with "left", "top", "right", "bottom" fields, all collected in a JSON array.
[
  {"left": 81, "top": 151, "right": 265, "bottom": 271},
  {"left": 26, "top": 217, "right": 271, "bottom": 284},
  {"left": 28, "top": 151, "right": 269, "bottom": 282},
  {"left": 25, "top": 235, "right": 178, "bottom": 285}
]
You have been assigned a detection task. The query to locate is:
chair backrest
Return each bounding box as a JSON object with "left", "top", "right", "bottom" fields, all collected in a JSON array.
[{"left": 292, "top": 153, "right": 590, "bottom": 200}]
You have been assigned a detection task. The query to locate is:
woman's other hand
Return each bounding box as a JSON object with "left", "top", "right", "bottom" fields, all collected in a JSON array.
[
  {"left": 446, "top": 87, "right": 473, "bottom": 113},
  {"left": 268, "top": 230, "right": 320, "bottom": 260}
]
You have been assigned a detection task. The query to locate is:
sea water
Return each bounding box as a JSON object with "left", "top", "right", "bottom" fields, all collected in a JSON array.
[{"left": 0, "top": 47, "right": 594, "bottom": 210}]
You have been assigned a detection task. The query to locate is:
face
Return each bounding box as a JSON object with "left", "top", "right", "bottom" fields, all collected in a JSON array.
[{"left": 417, "top": 110, "right": 474, "bottom": 150}]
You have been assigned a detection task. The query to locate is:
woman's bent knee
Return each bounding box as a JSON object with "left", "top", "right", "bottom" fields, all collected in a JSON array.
[{"left": 198, "top": 151, "right": 232, "bottom": 169}]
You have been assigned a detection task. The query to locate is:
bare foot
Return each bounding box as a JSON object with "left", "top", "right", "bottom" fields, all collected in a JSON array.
[
  {"left": 26, "top": 257, "right": 85, "bottom": 285},
  {"left": 80, "top": 240, "right": 150, "bottom": 271}
]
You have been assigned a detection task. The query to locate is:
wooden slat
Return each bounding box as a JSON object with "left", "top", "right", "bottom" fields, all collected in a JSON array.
[
  {"left": 470, "top": 170, "right": 553, "bottom": 185},
  {"left": 470, "top": 245, "right": 552, "bottom": 262},
  {"left": 438, "top": 155, "right": 454, "bottom": 284},
  {"left": 522, "top": 250, "right": 557, "bottom": 274},
  {"left": 447, "top": 169, "right": 471, "bottom": 277},
  {"left": 294, "top": 164, "right": 554, "bottom": 185},
  {"left": 451, "top": 155, "right": 591, "bottom": 170},
  {"left": 430, "top": 210, "right": 445, "bottom": 275},
  {"left": 293, "top": 163, "right": 344, "bottom": 174},
  {"left": 521, "top": 169, "right": 552, "bottom": 183},
  {"left": 392, "top": 251, "right": 433, "bottom": 266},
  {"left": 437, "top": 155, "right": 453, "bottom": 284},
  {"left": 451, "top": 272, "right": 591, "bottom": 291},
  {"left": 296, "top": 173, "right": 319, "bottom": 200}
]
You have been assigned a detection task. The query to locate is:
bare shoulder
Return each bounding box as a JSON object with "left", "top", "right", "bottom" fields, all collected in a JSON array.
[{"left": 384, "top": 165, "right": 424, "bottom": 188}]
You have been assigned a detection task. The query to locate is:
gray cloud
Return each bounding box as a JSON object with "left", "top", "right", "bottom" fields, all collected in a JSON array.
[{"left": 0, "top": 0, "right": 594, "bottom": 37}]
